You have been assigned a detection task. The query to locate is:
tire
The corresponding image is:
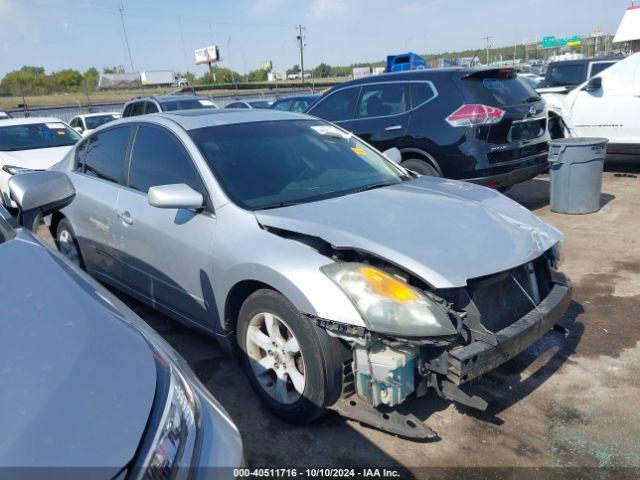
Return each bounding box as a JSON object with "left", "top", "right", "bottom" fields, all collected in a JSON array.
[
  {"left": 56, "top": 218, "right": 85, "bottom": 269},
  {"left": 237, "top": 289, "right": 344, "bottom": 424},
  {"left": 401, "top": 158, "right": 440, "bottom": 177}
]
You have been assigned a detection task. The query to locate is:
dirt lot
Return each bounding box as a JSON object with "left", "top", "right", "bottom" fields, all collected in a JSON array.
[{"left": 39, "top": 158, "right": 640, "bottom": 476}]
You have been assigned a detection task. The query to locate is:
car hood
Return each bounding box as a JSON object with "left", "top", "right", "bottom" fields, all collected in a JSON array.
[
  {"left": 255, "top": 176, "right": 562, "bottom": 288},
  {"left": 0, "top": 146, "right": 72, "bottom": 170},
  {"left": 0, "top": 231, "right": 156, "bottom": 473}
]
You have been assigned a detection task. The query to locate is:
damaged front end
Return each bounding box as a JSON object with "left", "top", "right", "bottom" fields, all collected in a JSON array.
[{"left": 311, "top": 249, "right": 572, "bottom": 439}]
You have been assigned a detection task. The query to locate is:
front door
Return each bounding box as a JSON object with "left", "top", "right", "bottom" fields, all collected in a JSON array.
[{"left": 114, "top": 124, "right": 220, "bottom": 329}]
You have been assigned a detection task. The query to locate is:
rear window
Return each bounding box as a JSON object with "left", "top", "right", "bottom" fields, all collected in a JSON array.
[
  {"left": 545, "top": 64, "right": 586, "bottom": 87},
  {"left": 458, "top": 71, "right": 539, "bottom": 106}
]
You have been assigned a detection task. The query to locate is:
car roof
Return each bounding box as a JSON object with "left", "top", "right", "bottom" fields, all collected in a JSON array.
[
  {"left": 0, "top": 117, "right": 66, "bottom": 126},
  {"left": 126, "top": 94, "right": 205, "bottom": 104},
  {"left": 331, "top": 67, "right": 500, "bottom": 89},
  {"left": 76, "top": 112, "right": 120, "bottom": 119},
  {"left": 547, "top": 57, "right": 620, "bottom": 67},
  {"left": 127, "top": 108, "right": 308, "bottom": 131},
  {"left": 274, "top": 94, "right": 320, "bottom": 102}
]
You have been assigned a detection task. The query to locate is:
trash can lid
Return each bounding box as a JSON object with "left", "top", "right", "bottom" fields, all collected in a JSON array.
[{"left": 550, "top": 137, "right": 609, "bottom": 147}]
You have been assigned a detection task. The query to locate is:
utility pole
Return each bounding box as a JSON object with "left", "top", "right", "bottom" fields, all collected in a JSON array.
[
  {"left": 483, "top": 35, "right": 492, "bottom": 66},
  {"left": 118, "top": 2, "right": 135, "bottom": 72},
  {"left": 296, "top": 24, "right": 306, "bottom": 84}
]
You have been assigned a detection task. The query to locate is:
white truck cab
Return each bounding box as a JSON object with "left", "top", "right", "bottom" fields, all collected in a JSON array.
[{"left": 542, "top": 53, "right": 640, "bottom": 154}]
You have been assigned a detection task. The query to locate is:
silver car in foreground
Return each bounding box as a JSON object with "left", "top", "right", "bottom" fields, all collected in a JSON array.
[{"left": 52, "top": 109, "right": 571, "bottom": 439}]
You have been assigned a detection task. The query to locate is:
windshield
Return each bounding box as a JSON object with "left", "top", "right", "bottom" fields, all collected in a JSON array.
[
  {"left": 0, "top": 122, "right": 81, "bottom": 151},
  {"left": 85, "top": 114, "right": 118, "bottom": 130},
  {"left": 460, "top": 71, "right": 539, "bottom": 106},
  {"left": 189, "top": 119, "right": 407, "bottom": 210},
  {"left": 160, "top": 99, "right": 215, "bottom": 111}
]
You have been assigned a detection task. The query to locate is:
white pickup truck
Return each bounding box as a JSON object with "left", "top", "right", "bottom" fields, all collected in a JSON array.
[{"left": 542, "top": 53, "right": 640, "bottom": 155}]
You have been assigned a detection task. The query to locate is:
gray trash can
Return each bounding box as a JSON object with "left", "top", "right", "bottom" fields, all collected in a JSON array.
[{"left": 549, "top": 137, "right": 608, "bottom": 214}]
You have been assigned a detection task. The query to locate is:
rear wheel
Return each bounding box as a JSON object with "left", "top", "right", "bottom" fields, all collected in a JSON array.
[
  {"left": 401, "top": 158, "right": 439, "bottom": 177},
  {"left": 237, "top": 289, "right": 342, "bottom": 423},
  {"left": 56, "top": 218, "right": 84, "bottom": 269}
]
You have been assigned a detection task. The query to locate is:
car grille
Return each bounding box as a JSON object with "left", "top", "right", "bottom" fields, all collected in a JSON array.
[{"left": 439, "top": 254, "right": 553, "bottom": 335}]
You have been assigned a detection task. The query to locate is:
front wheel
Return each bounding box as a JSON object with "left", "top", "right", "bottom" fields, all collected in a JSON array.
[
  {"left": 237, "top": 289, "right": 343, "bottom": 423},
  {"left": 401, "top": 158, "right": 440, "bottom": 177},
  {"left": 56, "top": 218, "right": 84, "bottom": 269}
]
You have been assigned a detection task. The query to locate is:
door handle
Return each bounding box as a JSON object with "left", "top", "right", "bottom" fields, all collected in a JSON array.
[
  {"left": 385, "top": 124, "right": 402, "bottom": 131},
  {"left": 117, "top": 210, "right": 134, "bottom": 225}
]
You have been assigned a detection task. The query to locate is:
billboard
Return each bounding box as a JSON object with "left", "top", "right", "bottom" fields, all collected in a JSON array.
[{"left": 195, "top": 46, "right": 220, "bottom": 65}]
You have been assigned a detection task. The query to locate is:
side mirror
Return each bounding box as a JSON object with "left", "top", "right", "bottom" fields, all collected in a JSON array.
[
  {"left": 8, "top": 171, "right": 75, "bottom": 232},
  {"left": 585, "top": 76, "right": 602, "bottom": 92},
  {"left": 148, "top": 184, "right": 204, "bottom": 210},
  {"left": 383, "top": 147, "right": 402, "bottom": 164},
  {"left": 73, "top": 126, "right": 84, "bottom": 133}
]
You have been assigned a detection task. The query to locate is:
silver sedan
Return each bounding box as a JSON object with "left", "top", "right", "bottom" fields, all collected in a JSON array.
[{"left": 52, "top": 109, "right": 570, "bottom": 438}]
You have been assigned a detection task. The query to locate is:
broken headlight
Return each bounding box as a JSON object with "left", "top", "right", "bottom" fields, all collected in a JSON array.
[{"left": 322, "top": 262, "right": 456, "bottom": 337}]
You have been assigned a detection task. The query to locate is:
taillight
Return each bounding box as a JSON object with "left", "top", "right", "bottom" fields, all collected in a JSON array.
[{"left": 446, "top": 104, "right": 505, "bottom": 127}]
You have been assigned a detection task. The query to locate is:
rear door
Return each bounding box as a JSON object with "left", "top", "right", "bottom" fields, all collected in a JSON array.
[
  {"left": 115, "top": 124, "right": 219, "bottom": 328},
  {"left": 456, "top": 70, "right": 548, "bottom": 164},
  {"left": 67, "top": 126, "right": 133, "bottom": 281}
]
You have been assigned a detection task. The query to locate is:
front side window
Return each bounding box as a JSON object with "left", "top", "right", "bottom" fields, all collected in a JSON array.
[
  {"left": 0, "top": 122, "right": 81, "bottom": 151},
  {"left": 81, "top": 126, "right": 131, "bottom": 184},
  {"left": 547, "top": 64, "right": 586, "bottom": 87},
  {"left": 291, "top": 99, "right": 311, "bottom": 112},
  {"left": 189, "top": 120, "right": 408, "bottom": 210},
  {"left": 356, "top": 83, "right": 407, "bottom": 118},
  {"left": 589, "top": 62, "right": 616, "bottom": 78},
  {"left": 128, "top": 125, "right": 205, "bottom": 194},
  {"left": 309, "top": 88, "right": 358, "bottom": 121}
]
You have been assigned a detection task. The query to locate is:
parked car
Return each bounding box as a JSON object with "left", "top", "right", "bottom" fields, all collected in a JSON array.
[
  {"left": 386, "top": 52, "right": 429, "bottom": 72},
  {"left": 0, "top": 111, "right": 12, "bottom": 120},
  {"left": 306, "top": 68, "right": 550, "bottom": 189},
  {"left": 69, "top": 112, "right": 121, "bottom": 136},
  {"left": 0, "top": 170, "right": 243, "bottom": 476},
  {"left": 518, "top": 72, "right": 543, "bottom": 89},
  {"left": 123, "top": 95, "right": 217, "bottom": 117},
  {"left": 0, "top": 117, "right": 81, "bottom": 208},
  {"left": 225, "top": 99, "right": 272, "bottom": 109},
  {"left": 51, "top": 109, "right": 571, "bottom": 439},
  {"left": 537, "top": 57, "right": 620, "bottom": 93},
  {"left": 542, "top": 53, "right": 640, "bottom": 152},
  {"left": 271, "top": 94, "right": 321, "bottom": 113}
]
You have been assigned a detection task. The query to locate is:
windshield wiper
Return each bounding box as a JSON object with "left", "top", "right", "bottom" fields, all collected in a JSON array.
[
  {"left": 349, "top": 182, "right": 397, "bottom": 195},
  {"left": 255, "top": 201, "right": 303, "bottom": 210}
]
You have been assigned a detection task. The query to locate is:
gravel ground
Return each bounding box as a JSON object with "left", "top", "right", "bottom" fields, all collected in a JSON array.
[{"left": 39, "top": 157, "right": 640, "bottom": 477}]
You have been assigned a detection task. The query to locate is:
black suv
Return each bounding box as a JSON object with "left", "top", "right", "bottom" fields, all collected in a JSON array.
[
  {"left": 306, "top": 69, "right": 550, "bottom": 189},
  {"left": 122, "top": 94, "right": 216, "bottom": 117}
]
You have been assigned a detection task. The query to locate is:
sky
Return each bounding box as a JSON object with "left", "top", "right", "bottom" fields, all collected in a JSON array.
[{"left": 0, "top": 0, "right": 635, "bottom": 78}]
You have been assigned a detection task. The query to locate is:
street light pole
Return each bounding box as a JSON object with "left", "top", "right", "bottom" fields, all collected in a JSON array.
[{"left": 296, "top": 24, "right": 306, "bottom": 84}]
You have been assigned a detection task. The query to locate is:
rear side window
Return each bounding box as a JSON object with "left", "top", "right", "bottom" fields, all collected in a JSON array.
[
  {"left": 409, "top": 82, "right": 436, "bottom": 108},
  {"left": 128, "top": 125, "right": 205, "bottom": 194},
  {"left": 131, "top": 102, "right": 145, "bottom": 116},
  {"left": 309, "top": 87, "right": 358, "bottom": 121},
  {"left": 458, "top": 72, "right": 538, "bottom": 106},
  {"left": 356, "top": 83, "right": 407, "bottom": 118},
  {"left": 80, "top": 127, "right": 131, "bottom": 184}
]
